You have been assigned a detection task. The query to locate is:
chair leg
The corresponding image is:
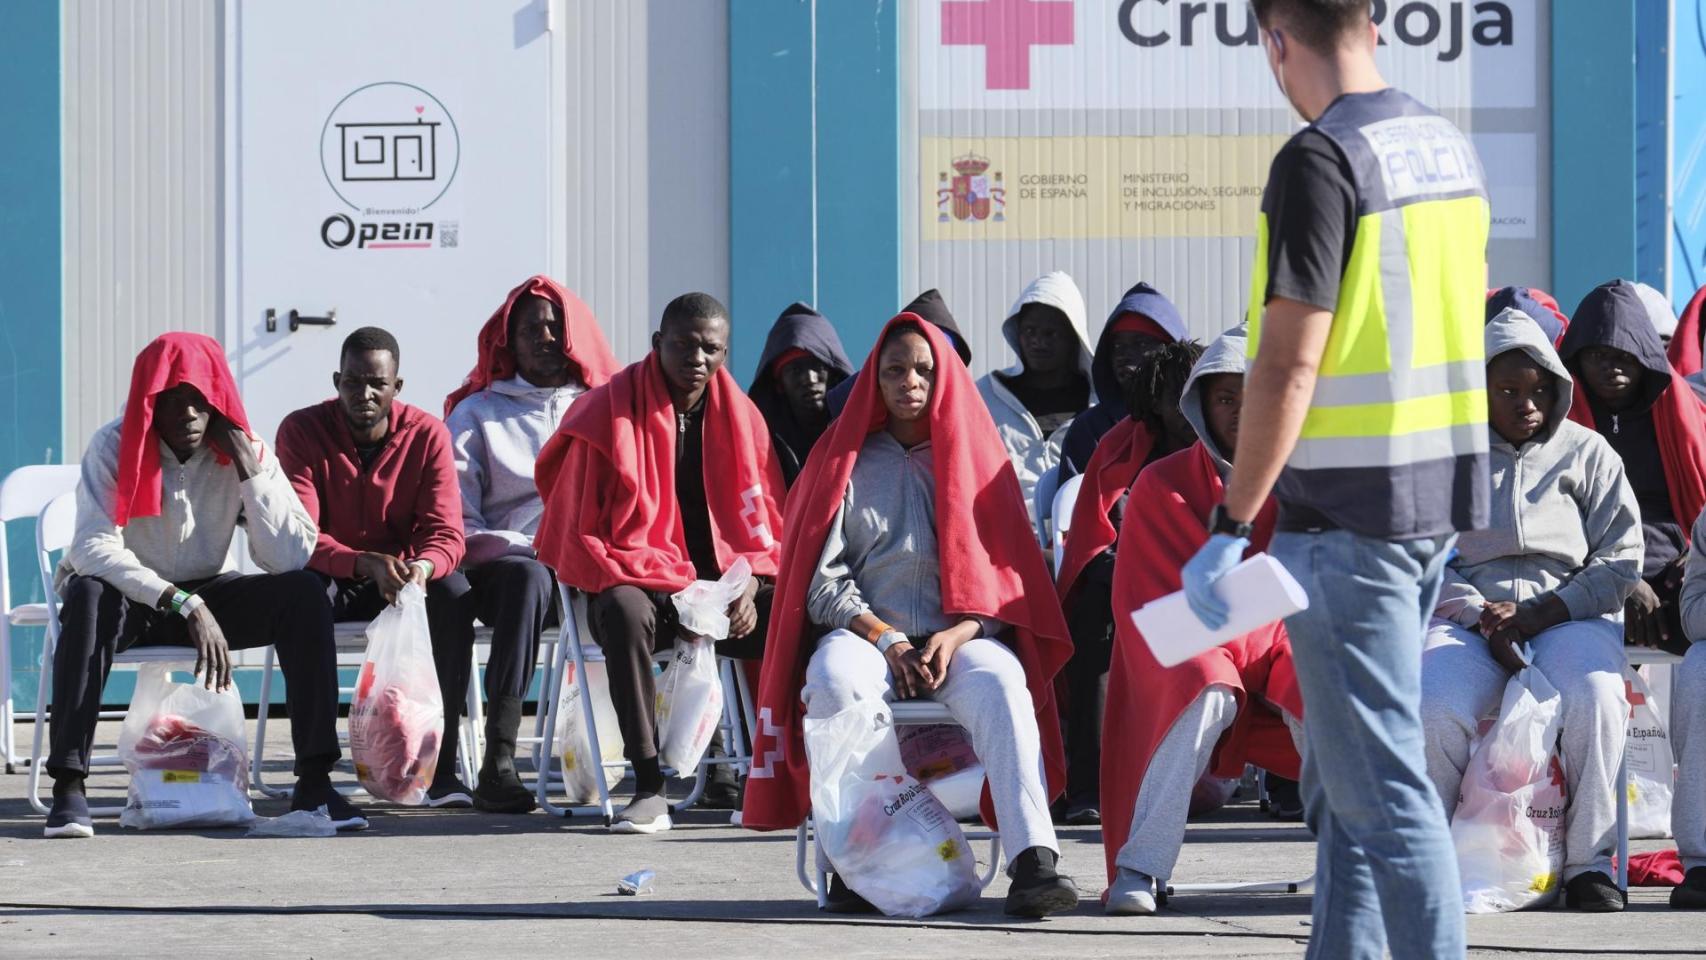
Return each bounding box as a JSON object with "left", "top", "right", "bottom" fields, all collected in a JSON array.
[
  {"left": 2, "top": 624, "right": 14, "bottom": 773},
  {"left": 26, "top": 628, "right": 54, "bottom": 815},
  {"left": 461, "top": 646, "right": 482, "bottom": 787},
  {"left": 250, "top": 646, "right": 290, "bottom": 799},
  {"left": 535, "top": 618, "right": 573, "bottom": 818},
  {"left": 1616, "top": 748, "right": 1630, "bottom": 891}
]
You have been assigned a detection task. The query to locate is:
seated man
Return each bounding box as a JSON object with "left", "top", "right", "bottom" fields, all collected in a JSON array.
[
  {"left": 742, "top": 316, "right": 1079, "bottom": 918},
  {"left": 445, "top": 275, "right": 620, "bottom": 811},
  {"left": 1421, "top": 308, "right": 1642, "bottom": 912},
  {"left": 826, "top": 289, "right": 971, "bottom": 417},
  {"left": 1559, "top": 280, "right": 1706, "bottom": 658},
  {"left": 535, "top": 292, "right": 786, "bottom": 834},
  {"left": 277, "top": 327, "right": 472, "bottom": 806},
  {"left": 1054, "top": 340, "right": 1205, "bottom": 824},
  {"left": 46, "top": 333, "right": 362, "bottom": 837},
  {"left": 1101, "top": 325, "right": 1304, "bottom": 914},
  {"left": 749, "top": 302, "right": 853, "bottom": 486},
  {"left": 1059, "top": 282, "right": 1186, "bottom": 478},
  {"left": 1673, "top": 499, "right": 1706, "bottom": 908},
  {"left": 976, "top": 272, "right": 1094, "bottom": 530}
]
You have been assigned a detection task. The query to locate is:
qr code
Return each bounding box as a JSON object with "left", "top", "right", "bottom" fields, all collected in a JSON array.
[{"left": 439, "top": 222, "right": 459, "bottom": 248}]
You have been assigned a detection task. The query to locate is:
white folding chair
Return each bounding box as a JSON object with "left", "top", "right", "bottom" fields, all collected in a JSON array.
[
  {"left": 1050, "top": 473, "right": 1083, "bottom": 574},
  {"left": 1616, "top": 645, "right": 1685, "bottom": 890},
  {"left": 0, "top": 463, "right": 81, "bottom": 771},
  {"left": 794, "top": 700, "right": 1004, "bottom": 907},
  {"left": 26, "top": 492, "right": 207, "bottom": 817},
  {"left": 534, "top": 581, "right": 756, "bottom": 824}
]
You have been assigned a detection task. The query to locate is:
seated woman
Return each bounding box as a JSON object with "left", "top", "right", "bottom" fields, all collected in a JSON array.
[
  {"left": 1421, "top": 308, "right": 1642, "bottom": 913},
  {"left": 1099, "top": 326, "right": 1304, "bottom": 915},
  {"left": 742, "top": 316, "right": 1079, "bottom": 918},
  {"left": 1559, "top": 280, "right": 1706, "bottom": 657}
]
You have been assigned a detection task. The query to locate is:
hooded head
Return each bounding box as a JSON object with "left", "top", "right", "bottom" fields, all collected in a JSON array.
[
  {"left": 444, "top": 275, "right": 619, "bottom": 417},
  {"left": 1000, "top": 272, "right": 1092, "bottom": 382},
  {"left": 904, "top": 289, "right": 973, "bottom": 366},
  {"left": 1486, "top": 286, "right": 1568, "bottom": 344},
  {"left": 1179, "top": 325, "right": 1249, "bottom": 468},
  {"left": 1093, "top": 282, "right": 1187, "bottom": 413},
  {"left": 1559, "top": 279, "right": 1673, "bottom": 417},
  {"left": 1483, "top": 308, "right": 1572, "bottom": 447},
  {"left": 1633, "top": 282, "right": 1679, "bottom": 342},
  {"left": 749, "top": 302, "right": 855, "bottom": 463},
  {"left": 113, "top": 333, "right": 252, "bottom": 525}
]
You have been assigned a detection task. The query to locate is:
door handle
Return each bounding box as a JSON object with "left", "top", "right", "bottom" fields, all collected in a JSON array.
[{"left": 266, "top": 308, "right": 339, "bottom": 332}]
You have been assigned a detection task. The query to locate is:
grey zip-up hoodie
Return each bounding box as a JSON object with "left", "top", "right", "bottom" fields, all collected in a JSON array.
[
  {"left": 445, "top": 374, "right": 585, "bottom": 565},
  {"left": 1178, "top": 324, "right": 1249, "bottom": 479},
  {"left": 1435, "top": 309, "right": 1643, "bottom": 627}
]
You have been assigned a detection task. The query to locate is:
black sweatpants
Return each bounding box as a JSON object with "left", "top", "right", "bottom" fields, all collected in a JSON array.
[
  {"left": 462, "top": 555, "right": 558, "bottom": 702},
  {"left": 327, "top": 572, "right": 474, "bottom": 775},
  {"left": 48, "top": 570, "right": 339, "bottom": 780},
  {"left": 589, "top": 582, "right": 770, "bottom": 765},
  {"left": 1063, "top": 552, "right": 1117, "bottom": 804}
]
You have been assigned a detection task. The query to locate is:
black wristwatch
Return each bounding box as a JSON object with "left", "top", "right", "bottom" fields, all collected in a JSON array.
[{"left": 1207, "top": 504, "right": 1255, "bottom": 539}]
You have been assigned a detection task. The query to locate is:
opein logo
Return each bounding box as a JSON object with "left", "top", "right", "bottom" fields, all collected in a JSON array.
[{"left": 318, "top": 81, "right": 461, "bottom": 250}]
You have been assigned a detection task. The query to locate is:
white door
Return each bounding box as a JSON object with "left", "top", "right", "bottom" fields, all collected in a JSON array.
[{"left": 224, "top": 0, "right": 565, "bottom": 442}]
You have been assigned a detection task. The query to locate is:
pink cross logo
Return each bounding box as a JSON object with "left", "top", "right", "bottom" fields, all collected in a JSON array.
[{"left": 942, "top": 0, "right": 1074, "bottom": 91}]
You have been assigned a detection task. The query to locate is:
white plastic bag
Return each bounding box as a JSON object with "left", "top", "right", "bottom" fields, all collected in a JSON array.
[
  {"left": 117, "top": 662, "right": 255, "bottom": 829},
  {"left": 349, "top": 583, "right": 443, "bottom": 804},
  {"left": 1451, "top": 660, "right": 1567, "bottom": 913},
  {"left": 805, "top": 699, "right": 980, "bottom": 917},
  {"left": 670, "top": 557, "right": 752, "bottom": 641},
  {"left": 896, "top": 723, "right": 985, "bottom": 820},
  {"left": 654, "top": 635, "right": 724, "bottom": 774},
  {"left": 555, "top": 657, "right": 628, "bottom": 803},
  {"left": 1623, "top": 665, "right": 1673, "bottom": 839}
]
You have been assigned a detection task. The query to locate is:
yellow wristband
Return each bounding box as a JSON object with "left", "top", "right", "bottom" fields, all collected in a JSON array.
[{"left": 866, "top": 620, "right": 893, "bottom": 645}]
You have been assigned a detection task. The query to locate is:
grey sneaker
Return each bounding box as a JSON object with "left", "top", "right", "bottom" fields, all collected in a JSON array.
[
  {"left": 610, "top": 792, "right": 673, "bottom": 834},
  {"left": 1104, "top": 868, "right": 1159, "bottom": 915}
]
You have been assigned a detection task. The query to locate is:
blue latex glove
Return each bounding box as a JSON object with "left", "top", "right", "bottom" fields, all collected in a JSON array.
[{"left": 1181, "top": 533, "right": 1249, "bottom": 630}]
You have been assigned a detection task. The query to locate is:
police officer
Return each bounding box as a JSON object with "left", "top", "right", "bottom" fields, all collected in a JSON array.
[{"left": 1182, "top": 2, "right": 1489, "bottom": 957}]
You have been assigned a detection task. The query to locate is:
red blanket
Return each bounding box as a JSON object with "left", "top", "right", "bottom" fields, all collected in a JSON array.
[
  {"left": 443, "top": 275, "right": 621, "bottom": 417},
  {"left": 1567, "top": 374, "right": 1706, "bottom": 535},
  {"left": 742, "top": 315, "right": 1072, "bottom": 832},
  {"left": 1055, "top": 417, "right": 1155, "bottom": 602},
  {"left": 1668, "top": 283, "right": 1706, "bottom": 378},
  {"left": 1099, "top": 442, "right": 1303, "bottom": 884},
  {"left": 113, "top": 333, "right": 253, "bottom": 525},
  {"left": 533, "top": 356, "right": 785, "bottom": 594}
]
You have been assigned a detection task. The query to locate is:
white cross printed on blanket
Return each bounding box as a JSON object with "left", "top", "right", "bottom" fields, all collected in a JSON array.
[
  {"left": 748, "top": 707, "right": 784, "bottom": 779},
  {"left": 739, "top": 484, "right": 774, "bottom": 547}
]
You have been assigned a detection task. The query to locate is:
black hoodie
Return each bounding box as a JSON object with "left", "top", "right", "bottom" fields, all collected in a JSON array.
[
  {"left": 749, "top": 303, "right": 855, "bottom": 486},
  {"left": 1059, "top": 282, "right": 1185, "bottom": 476},
  {"left": 1559, "top": 280, "right": 1685, "bottom": 571},
  {"left": 824, "top": 289, "right": 973, "bottom": 418}
]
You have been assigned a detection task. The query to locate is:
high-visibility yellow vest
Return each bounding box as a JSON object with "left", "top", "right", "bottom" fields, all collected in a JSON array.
[{"left": 1248, "top": 89, "right": 1490, "bottom": 538}]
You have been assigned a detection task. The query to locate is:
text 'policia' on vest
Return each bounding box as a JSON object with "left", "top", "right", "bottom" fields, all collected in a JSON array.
[{"left": 1247, "top": 88, "right": 1491, "bottom": 539}]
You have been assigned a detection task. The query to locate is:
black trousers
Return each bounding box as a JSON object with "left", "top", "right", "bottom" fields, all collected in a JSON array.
[
  {"left": 589, "top": 582, "right": 770, "bottom": 765},
  {"left": 48, "top": 570, "right": 339, "bottom": 780},
  {"left": 462, "top": 555, "right": 558, "bottom": 702},
  {"left": 1063, "top": 553, "right": 1117, "bottom": 803},
  {"left": 327, "top": 572, "right": 474, "bottom": 773}
]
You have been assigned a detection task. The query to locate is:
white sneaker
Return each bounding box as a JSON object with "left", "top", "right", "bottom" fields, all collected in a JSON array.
[{"left": 1104, "top": 868, "right": 1158, "bottom": 915}]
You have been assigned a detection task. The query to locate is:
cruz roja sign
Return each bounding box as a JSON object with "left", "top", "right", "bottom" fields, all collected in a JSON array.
[{"left": 1117, "top": 0, "right": 1514, "bottom": 62}]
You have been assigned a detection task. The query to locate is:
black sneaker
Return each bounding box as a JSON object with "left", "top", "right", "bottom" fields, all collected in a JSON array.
[
  {"left": 473, "top": 765, "right": 539, "bottom": 814},
  {"left": 426, "top": 773, "right": 475, "bottom": 809},
  {"left": 1671, "top": 867, "right": 1706, "bottom": 910},
  {"left": 44, "top": 787, "right": 94, "bottom": 839},
  {"left": 291, "top": 779, "right": 370, "bottom": 832},
  {"left": 700, "top": 771, "right": 743, "bottom": 810},
  {"left": 824, "top": 873, "right": 878, "bottom": 914},
  {"left": 1003, "top": 847, "right": 1080, "bottom": 918},
  {"left": 1266, "top": 775, "right": 1304, "bottom": 821},
  {"left": 1061, "top": 796, "right": 1101, "bottom": 826},
  {"left": 1563, "top": 870, "right": 1625, "bottom": 912}
]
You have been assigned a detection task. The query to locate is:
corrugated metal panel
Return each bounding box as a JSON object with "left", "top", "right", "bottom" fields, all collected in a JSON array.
[
  {"left": 563, "top": 1, "right": 730, "bottom": 364},
  {"left": 62, "top": 0, "right": 222, "bottom": 457}
]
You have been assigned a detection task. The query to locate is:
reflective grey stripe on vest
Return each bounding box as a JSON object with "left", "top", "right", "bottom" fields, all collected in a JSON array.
[
  {"left": 1309, "top": 358, "right": 1486, "bottom": 407},
  {"left": 1290, "top": 423, "right": 1488, "bottom": 471}
]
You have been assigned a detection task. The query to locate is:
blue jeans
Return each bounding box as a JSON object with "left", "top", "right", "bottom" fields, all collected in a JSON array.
[{"left": 1272, "top": 530, "right": 1465, "bottom": 960}]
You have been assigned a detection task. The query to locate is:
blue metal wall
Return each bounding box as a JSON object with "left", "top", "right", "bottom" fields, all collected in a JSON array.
[
  {"left": 0, "top": 0, "right": 64, "bottom": 714},
  {"left": 1674, "top": 0, "right": 1706, "bottom": 306}
]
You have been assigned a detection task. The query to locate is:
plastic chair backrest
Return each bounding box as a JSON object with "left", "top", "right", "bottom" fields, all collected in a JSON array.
[
  {"left": 1051, "top": 473, "right": 1084, "bottom": 571},
  {"left": 1033, "top": 465, "right": 1061, "bottom": 543},
  {"left": 0, "top": 464, "right": 80, "bottom": 523},
  {"left": 37, "top": 491, "right": 77, "bottom": 557}
]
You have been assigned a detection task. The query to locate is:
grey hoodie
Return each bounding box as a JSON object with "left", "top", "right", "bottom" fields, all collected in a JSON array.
[
  {"left": 1178, "top": 325, "right": 1249, "bottom": 479},
  {"left": 974, "top": 271, "right": 1094, "bottom": 526},
  {"left": 1434, "top": 309, "right": 1642, "bottom": 627}
]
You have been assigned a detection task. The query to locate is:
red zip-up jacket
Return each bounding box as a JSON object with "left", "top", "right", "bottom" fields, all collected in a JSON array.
[{"left": 276, "top": 399, "right": 465, "bottom": 580}]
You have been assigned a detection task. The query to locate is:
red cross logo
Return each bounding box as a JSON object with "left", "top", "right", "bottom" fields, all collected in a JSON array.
[
  {"left": 1548, "top": 754, "right": 1566, "bottom": 790},
  {"left": 748, "top": 707, "right": 785, "bottom": 780},
  {"left": 1626, "top": 678, "right": 1645, "bottom": 720},
  {"left": 941, "top": 0, "right": 1075, "bottom": 91}
]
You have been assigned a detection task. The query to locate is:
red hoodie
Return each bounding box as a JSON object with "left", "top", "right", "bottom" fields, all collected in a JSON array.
[{"left": 276, "top": 399, "right": 465, "bottom": 580}]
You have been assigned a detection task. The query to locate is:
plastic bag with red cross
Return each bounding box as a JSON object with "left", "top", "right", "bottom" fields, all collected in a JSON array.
[
  {"left": 117, "top": 662, "right": 256, "bottom": 829},
  {"left": 1451, "top": 658, "right": 1567, "bottom": 913},
  {"left": 1623, "top": 665, "right": 1674, "bottom": 839}
]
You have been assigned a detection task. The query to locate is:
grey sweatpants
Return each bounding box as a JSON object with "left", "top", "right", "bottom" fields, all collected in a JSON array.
[
  {"left": 802, "top": 630, "right": 1058, "bottom": 872},
  {"left": 1115, "top": 685, "right": 1304, "bottom": 882},
  {"left": 1674, "top": 642, "right": 1706, "bottom": 871},
  {"left": 1420, "top": 617, "right": 1627, "bottom": 881}
]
